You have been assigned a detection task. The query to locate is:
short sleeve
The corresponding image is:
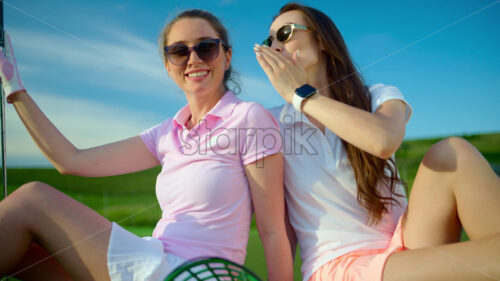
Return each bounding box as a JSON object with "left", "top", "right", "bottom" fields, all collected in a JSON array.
[
  {"left": 369, "top": 83, "right": 413, "bottom": 123},
  {"left": 240, "top": 103, "right": 283, "bottom": 165},
  {"left": 140, "top": 123, "right": 161, "bottom": 160}
]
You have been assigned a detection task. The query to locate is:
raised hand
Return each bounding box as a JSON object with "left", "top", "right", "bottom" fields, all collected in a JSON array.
[
  {"left": 0, "top": 31, "right": 25, "bottom": 103},
  {"left": 253, "top": 44, "right": 307, "bottom": 104}
]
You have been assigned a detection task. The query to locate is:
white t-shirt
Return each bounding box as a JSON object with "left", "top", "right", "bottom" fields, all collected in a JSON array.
[{"left": 269, "top": 84, "right": 413, "bottom": 281}]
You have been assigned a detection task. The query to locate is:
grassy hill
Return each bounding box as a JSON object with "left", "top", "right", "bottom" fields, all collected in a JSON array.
[{"left": 3, "top": 132, "right": 499, "bottom": 280}]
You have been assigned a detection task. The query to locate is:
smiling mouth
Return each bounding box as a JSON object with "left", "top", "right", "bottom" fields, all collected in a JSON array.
[{"left": 186, "top": 71, "right": 209, "bottom": 77}]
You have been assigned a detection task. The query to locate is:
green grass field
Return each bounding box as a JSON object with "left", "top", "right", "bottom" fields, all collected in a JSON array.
[{"left": 3, "top": 133, "right": 499, "bottom": 280}]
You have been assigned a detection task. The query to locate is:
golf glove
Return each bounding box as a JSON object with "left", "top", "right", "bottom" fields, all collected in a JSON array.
[{"left": 0, "top": 31, "right": 25, "bottom": 103}]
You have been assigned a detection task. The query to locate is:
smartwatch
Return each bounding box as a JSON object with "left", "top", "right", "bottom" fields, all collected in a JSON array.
[{"left": 293, "top": 84, "right": 317, "bottom": 112}]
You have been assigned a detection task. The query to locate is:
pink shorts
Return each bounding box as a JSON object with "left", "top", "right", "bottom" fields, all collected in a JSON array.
[{"left": 309, "top": 215, "right": 407, "bottom": 281}]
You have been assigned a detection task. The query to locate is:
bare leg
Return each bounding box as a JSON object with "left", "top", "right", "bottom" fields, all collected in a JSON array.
[
  {"left": 384, "top": 234, "right": 500, "bottom": 281},
  {"left": 383, "top": 137, "right": 500, "bottom": 280},
  {"left": 8, "top": 242, "right": 73, "bottom": 281},
  {"left": 0, "top": 181, "right": 112, "bottom": 281}
]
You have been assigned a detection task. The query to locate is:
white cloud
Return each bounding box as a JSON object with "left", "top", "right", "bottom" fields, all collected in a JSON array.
[
  {"left": 6, "top": 90, "right": 164, "bottom": 167},
  {"left": 5, "top": 26, "right": 186, "bottom": 165},
  {"left": 8, "top": 27, "right": 183, "bottom": 101}
]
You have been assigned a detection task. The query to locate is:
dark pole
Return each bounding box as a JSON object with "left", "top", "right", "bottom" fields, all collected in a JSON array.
[
  {"left": 0, "top": 0, "right": 7, "bottom": 201},
  {"left": 1, "top": 7, "right": 12, "bottom": 281}
]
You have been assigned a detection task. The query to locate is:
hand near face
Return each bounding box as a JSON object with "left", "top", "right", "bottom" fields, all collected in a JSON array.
[{"left": 254, "top": 44, "right": 307, "bottom": 104}]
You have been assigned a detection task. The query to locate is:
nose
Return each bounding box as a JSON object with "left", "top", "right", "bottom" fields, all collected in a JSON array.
[
  {"left": 270, "top": 39, "right": 283, "bottom": 53},
  {"left": 186, "top": 48, "right": 204, "bottom": 66}
]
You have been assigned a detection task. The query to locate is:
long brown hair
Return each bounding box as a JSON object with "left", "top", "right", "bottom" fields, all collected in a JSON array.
[
  {"left": 277, "top": 3, "right": 404, "bottom": 225},
  {"left": 159, "top": 9, "right": 240, "bottom": 93}
]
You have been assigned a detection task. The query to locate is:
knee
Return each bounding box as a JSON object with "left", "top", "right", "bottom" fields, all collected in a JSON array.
[
  {"left": 422, "top": 137, "right": 477, "bottom": 172},
  {"left": 7, "top": 181, "right": 55, "bottom": 206},
  {"left": 446, "top": 137, "right": 478, "bottom": 155},
  {"left": 0, "top": 182, "right": 43, "bottom": 223}
]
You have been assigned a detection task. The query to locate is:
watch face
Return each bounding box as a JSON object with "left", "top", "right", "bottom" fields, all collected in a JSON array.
[{"left": 295, "top": 84, "right": 317, "bottom": 98}]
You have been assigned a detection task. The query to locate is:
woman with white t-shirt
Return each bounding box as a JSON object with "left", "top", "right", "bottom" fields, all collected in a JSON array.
[
  {"left": 0, "top": 9, "right": 293, "bottom": 281},
  {"left": 254, "top": 3, "right": 500, "bottom": 281}
]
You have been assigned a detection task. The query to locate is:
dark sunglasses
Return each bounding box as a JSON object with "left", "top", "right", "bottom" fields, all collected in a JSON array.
[
  {"left": 164, "top": 38, "right": 228, "bottom": 66},
  {"left": 262, "top": 23, "right": 311, "bottom": 47}
]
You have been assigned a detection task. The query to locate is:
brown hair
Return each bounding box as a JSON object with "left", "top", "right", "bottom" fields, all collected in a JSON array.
[
  {"left": 159, "top": 9, "right": 240, "bottom": 93},
  {"left": 277, "top": 3, "right": 404, "bottom": 225}
]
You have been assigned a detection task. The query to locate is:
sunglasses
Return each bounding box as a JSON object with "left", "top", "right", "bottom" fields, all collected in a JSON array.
[
  {"left": 164, "top": 38, "right": 228, "bottom": 66},
  {"left": 262, "top": 23, "right": 311, "bottom": 47}
]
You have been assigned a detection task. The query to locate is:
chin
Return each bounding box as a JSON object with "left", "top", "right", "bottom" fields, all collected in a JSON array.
[
  {"left": 185, "top": 85, "right": 218, "bottom": 97},
  {"left": 186, "top": 81, "right": 225, "bottom": 96}
]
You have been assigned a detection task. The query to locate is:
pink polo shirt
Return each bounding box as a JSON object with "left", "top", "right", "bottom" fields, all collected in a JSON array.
[{"left": 140, "top": 91, "right": 282, "bottom": 264}]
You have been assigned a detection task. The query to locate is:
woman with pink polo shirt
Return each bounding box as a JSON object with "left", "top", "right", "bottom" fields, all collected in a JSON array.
[
  {"left": 253, "top": 3, "right": 500, "bottom": 281},
  {"left": 0, "top": 9, "right": 293, "bottom": 281}
]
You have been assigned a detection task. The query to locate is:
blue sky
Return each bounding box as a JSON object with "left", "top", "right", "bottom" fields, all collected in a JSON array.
[{"left": 4, "top": 0, "right": 500, "bottom": 167}]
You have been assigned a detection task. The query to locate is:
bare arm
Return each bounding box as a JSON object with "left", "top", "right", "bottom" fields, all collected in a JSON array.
[
  {"left": 284, "top": 201, "right": 297, "bottom": 263},
  {"left": 254, "top": 45, "right": 408, "bottom": 159},
  {"left": 10, "top": 91, "right": 159, "bottom": 177},
  {"left": 245, "top": 153, "right": 294, "bottom": 281},
  {"left": 302, "top": 94, "right": 408, "bottom": 159}
]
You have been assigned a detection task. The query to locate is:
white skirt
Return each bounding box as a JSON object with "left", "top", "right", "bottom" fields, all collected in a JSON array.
[{"left": 107, "top": 222, "right": 187, "bottom": 281}]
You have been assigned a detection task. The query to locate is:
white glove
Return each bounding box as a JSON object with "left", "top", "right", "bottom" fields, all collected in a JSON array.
[{"left": 0, "top": 31, "right": 25, "bottom": 103}]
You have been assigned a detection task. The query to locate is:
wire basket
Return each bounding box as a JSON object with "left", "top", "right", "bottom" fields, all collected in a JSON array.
[{"left": 165, "top": 257, "right": 263, "bottom": 281}]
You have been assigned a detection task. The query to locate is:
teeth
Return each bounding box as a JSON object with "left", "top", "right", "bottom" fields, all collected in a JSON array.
[{"left": 188, "top": 71, "right": 208, "bottom": 77}]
